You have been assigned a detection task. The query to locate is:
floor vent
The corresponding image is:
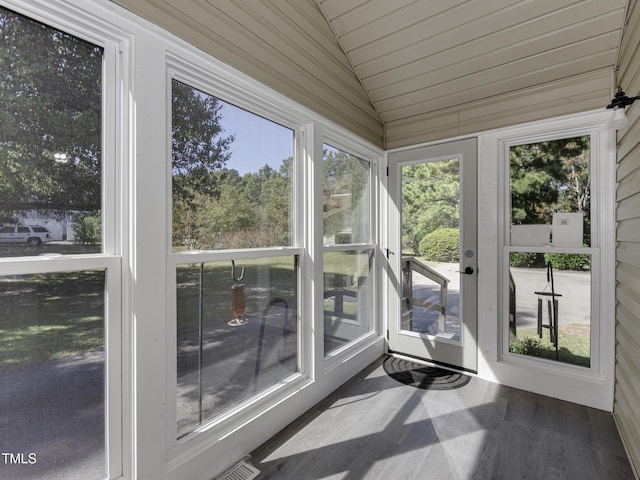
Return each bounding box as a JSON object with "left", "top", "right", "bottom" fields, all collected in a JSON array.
[{"left": 216, "top": 459, "right": 260, "bottom": 480}]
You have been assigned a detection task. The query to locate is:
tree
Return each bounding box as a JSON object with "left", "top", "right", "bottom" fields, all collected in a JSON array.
[
  {"left": 323, "top": 147, "right": 369, "bottom": 242},
  {"left": 0, "top": 7, "right": 103, "bottom": 218},
  {"left": 510, "top": 136, "right": 590, "bottom": 239},
  {"left": 171, "top": 81, "right": 237, "bottom": 250},
  {"left": 172, "top": 159, "right": 294, "bottom": 251},
  {"left": 171, "top": 80, "right": 234, "bottom": 201},
  {"left": 401, "top": 159, "right": 460, "bottom": 254},
  {"left": 258, "top": 164, "right": 291, "bottom": 246}
]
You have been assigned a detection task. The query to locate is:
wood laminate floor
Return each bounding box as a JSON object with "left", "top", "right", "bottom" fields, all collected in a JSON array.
[{"left": 251, "top": 356, "right": 634, "bottom": 480}]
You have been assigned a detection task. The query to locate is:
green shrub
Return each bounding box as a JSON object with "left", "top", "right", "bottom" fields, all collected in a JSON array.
[
  {"left": 509, "top": 252, "right": 589, "bottom": 270},
  {"left": 509, "top": 336, "right": 544, "bottom": 356},
  {"left": 418, "top": 228, "right": 459, "bottom": 262},
  {"left": 509, "top": 251, "right": 542, "bottom": 268},
  {"left": 334, "top": 232, "right": 351, "bottom": 244},
  {"left": 543, "top": 253, "right": 590, "bottom": 270},
  {"left": 72, "top": 213, "right": 101, "bottom": 244}
]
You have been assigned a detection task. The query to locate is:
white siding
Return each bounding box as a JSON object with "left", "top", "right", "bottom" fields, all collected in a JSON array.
[{"left": 615, "top": 0, "right": 640, "bottom": 476}]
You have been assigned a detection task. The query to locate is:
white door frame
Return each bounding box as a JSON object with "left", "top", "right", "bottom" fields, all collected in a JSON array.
[{"left": 386, "top": 138, "right": 478, "bottom": 372}]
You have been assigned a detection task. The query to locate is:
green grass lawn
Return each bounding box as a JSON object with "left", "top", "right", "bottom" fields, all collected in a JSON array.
[
  {"left": 0, "top": 250, "right": 373, "bottom": 372},
  {"left": 0, "top": 270, "right": 105, "bottom": 372},
  {"left": 0, "top": 242, "right": 101, "bottom": 258},
  {"left": 510, "top": 325, "right": 590, "bottom": 367},
  {"left": 176, "top": 256, "right": 299, "bottom": 330}
]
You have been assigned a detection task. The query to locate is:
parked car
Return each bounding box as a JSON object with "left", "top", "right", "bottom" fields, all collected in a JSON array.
[{"left": 0, "top": 225, "right": 52, "bottom": 246}]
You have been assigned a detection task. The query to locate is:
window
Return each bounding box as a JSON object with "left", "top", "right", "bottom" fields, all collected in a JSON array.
[
  {"left": 322, "top": 144, "right": 374, "bottom": 355},
  {"left": 506, "top": 136, "right": 592, "bottom": 367},
  {"left": 171, "top": 78, "right": 299, "bottom": 437},
  {"left": 0, "top": 8, "right": 103, "bottom": 256},
  {"left": 171, "top": 79, "right": 293, "bottom": 251},
  {"left": 0, "top": 5, "right": 121, "bottom": 480},
  {"left": 176, "top": 256, "right": 298, "bottom": 438},
  {"left": 0, "top": 270, "right": 107, "bottom": 476}
]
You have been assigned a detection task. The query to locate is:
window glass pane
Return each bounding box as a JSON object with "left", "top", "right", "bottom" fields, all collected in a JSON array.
[
  {"left": 0, "top": 270, "right": 106, "bottom": 479},
  {"left": 322, "top": 145, "right": 370, "bottom": 245},
  {"left": 324, "top": 249, "right": 373, "bottom": 354},
  {"left": 177, "top": 256, "right": 298, "bottom": 437},
  {"left": 508, "top": 253, "right": 591, "bottom": 367},
  {"left": 0, "top": 7, "right": 103, "bottom": 257},
  {"left": 400, "top": 159, "right": 461, "bottom": 341},
  {"left": 401, "top": 258, "right": 460, "bottom": 341},
  {"left": 172, "top": 80, "right": 294, "bottom": 251},
  {"left": 509, "top": 136, "right": 590, "bottom": 247}
]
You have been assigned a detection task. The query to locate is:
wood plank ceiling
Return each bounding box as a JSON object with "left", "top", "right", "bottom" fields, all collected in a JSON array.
[
  {"left": 316, "top": 0, "right": 628, "bottom": 135},
  {"left": 111, "top": 0, "right": 628, "bottom": 148}
]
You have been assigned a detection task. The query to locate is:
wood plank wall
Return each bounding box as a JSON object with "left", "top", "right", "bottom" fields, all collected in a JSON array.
[
  {"left": 614, "top": 0, "right": 640, "bottom": 476},
  {"left": 385, "top": 69, "right": 613, "bottom": 149},
  {"left": 110, "top": 0, "right": 384, "bottom": 147}
]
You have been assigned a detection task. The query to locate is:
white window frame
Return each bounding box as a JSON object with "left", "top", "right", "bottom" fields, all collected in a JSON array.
[
  {"left": 477, "top": 110, "right": 616, "bottom": 410},
  {"left": 0, "top": 0, "right": 130, "bottom": 477},
  {"left": 165, "top": 55, "right": 311, "bottom": 455},
  {"left": 320, "top": 133, "right": 381, "bottom": 372},
  {"left": 163, "top": 53, "right": 384, "bottom": 461},
  {"left": 500, "top": 128, "right": 602, "bottom": 376}
]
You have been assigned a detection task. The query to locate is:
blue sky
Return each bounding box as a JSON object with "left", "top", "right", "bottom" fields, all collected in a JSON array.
[{"left": 219, "top": 102, "right": 294, "bottom": 175}]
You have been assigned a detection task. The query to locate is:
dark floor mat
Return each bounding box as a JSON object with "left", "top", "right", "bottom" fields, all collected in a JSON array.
[{"left": 383, "top": 356, "right": 471, "bottom": 390}]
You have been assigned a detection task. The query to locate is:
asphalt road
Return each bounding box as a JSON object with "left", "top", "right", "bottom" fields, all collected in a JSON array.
[
  {"left": 509, "top": 266, "right": 591, "bottom": 330},
  {"left": 0, "top": 352, "right": 105, "bottom": 480},
  {"left": 406, "top": 263, "right": 591, "bottom": 337}
]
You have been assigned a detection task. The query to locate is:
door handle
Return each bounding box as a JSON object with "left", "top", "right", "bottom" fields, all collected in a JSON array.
[{"left": 457, "top": 266, "right": 474, "bottom": 275}]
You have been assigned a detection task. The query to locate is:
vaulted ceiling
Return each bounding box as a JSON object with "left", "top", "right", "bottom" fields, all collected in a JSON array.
[
  {"left": 112, "top": 0, "right": 629, "bottom": 148},
  {"left": 315, "top": 0, "right": 628, "bottom": 126}
]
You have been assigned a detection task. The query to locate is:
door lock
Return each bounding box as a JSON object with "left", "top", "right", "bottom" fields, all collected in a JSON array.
[{"left": 457, "top": 266, "right": 474, "bottom": 275}]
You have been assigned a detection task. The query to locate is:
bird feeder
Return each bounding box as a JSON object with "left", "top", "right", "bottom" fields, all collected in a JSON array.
[{"left": 228, "top": 260, "right": 248, "bottom": 327}]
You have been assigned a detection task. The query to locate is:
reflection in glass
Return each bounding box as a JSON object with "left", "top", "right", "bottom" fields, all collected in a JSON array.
[
  {"left": 176, "top": 256, "right": 298, "bottom": 438},
  {"left": 323, "top": 249, "right": 373, "bottom": 355},
  {"left": 400, "top": 158, "right": 461, "bottom": 340},
  {"left": 508, "top": 253, "right": 591, "bottom": 367},
  {"left": 0, "top": 7, "right": 103, "bottom": 257},
  {"left": 172, "top": 80, "right": 294, "bottom": 251},
  {"left": 0, "top": 270, "right": 106, "bottom": 479},
  {"left": 401, "top": 258, "right": 460, "bottom": 341},
  {"left": 322, "top": 145, "right": 370, "bottom": 245},
  {"left": 510, "top": 136, "right": 590, "bottom": 247}
]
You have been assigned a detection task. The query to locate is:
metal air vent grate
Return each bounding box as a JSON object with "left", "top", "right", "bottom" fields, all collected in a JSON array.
[{"left": 216, "top": 460, "right": 260, "bottom": 480}]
